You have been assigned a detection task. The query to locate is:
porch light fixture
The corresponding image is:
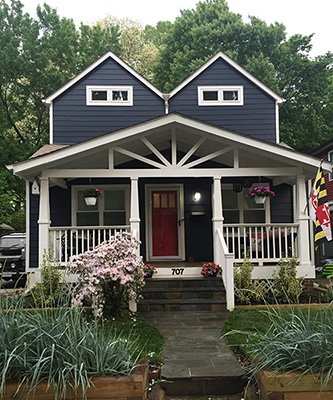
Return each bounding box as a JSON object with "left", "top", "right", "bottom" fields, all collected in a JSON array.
[{"left": 193, "top": 192, "right": 201, "bottom": 201}]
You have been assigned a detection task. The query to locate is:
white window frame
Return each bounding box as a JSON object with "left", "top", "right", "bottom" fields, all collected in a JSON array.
[
  {"left": 86, "top": 86, "right": 133, "bottom": 106},
  {"left": 222, "top": 183, "right": 271, "bottom": 224},
  {"left": 72, "top": 185, "right": 130, "bottom": 226},
  {"left": 329, "top": 150, "right": 333, "bottom": 181},
  {"left": 198, "top": 86, "right": 243, "bottom": 106}
]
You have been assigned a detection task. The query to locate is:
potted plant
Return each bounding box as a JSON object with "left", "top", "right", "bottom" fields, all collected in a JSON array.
[
  {"left": 201, "top": 262, "right": 221, "bottom": 277},
  {"left": 246, "top": 185, "right": 275, "bottom": 204},
  {"left": 81, "top": 188, "right": 103, "bottom": 206},
  {"left": 143, "top": 264, "right": 157, "bottom": 279}
]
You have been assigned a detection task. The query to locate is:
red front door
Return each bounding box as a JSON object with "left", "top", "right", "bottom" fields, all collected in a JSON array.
[{"left": 151, "top": 190, "right": 178, "bottom": 257}]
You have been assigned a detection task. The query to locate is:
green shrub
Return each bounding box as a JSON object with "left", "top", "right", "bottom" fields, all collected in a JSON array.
[
  {"left": 273, "top": 257, "right": 303, "bottom": 303},
  {"left": 234, "top": 256, "right": 264, "bottom": 304},
  {"left": 27, "top": 249, "right": 68, "bottom": 307}
]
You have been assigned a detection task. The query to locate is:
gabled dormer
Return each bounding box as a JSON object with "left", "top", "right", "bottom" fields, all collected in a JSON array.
[
  {"left": 168, "top": 52, "right": 284, "bottom": 143},
  {"left": 45, "top": 51, "right": 165, "bottom": 145}
]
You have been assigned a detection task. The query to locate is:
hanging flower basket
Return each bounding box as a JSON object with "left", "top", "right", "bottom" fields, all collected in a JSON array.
[
  {"left": 81, "top": 188, "right": 103, "bottom": 206},
  {"left": 246, "top": 186, "right": 275, "bottom": 204}
]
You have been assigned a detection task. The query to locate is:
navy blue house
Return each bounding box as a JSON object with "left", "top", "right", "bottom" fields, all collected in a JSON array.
[{"left": 9, "top": 50, "right": 331, "bottom": 309}]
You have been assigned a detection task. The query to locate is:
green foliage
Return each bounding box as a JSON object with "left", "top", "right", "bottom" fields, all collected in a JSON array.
[
  {"left": 247, "top": 307, "right": 333, "bottom": 385},
  {"left": 27, "top": 248, "right": 67, "bottom": 307},
  {"left": 273, "top": 257, "right": 304, "bottom": 303},
  {"left": 0, "top": 298, "right": 140, "bottom": 399},
  {"left": 234, "top": 256, "right": 264, "bottom": 305}
]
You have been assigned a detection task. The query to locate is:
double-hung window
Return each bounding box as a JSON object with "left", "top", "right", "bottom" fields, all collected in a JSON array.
[
  {"left": 222, "top": 184, "right": 270, "bottom": 224},
  {"left": 73, "top": 186, "right": 130, "bottom": 226},
  {"left": 86, "top": 86, "right": 133, "bottom": 106},
  {"left": 198, "top": 86, "right": 243, "bottom": 106}
]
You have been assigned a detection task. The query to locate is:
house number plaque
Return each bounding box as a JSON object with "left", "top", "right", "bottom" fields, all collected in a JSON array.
[{"left": 171, "top": 268, "right": 184, "bottom": 275}]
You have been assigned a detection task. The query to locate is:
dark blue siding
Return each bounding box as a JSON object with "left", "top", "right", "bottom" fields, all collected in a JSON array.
[
  {"left": 169, "top": 58, "right": 277, "bottom": 143},
  {"left": 270, "top": 184, "right": 293, "bottom": 223},
  {"left": 53, "top": 59, "right": 165, "bottom": 144},
  {"left": 50, "top": 187, "right": 71, "bottom": 226}
]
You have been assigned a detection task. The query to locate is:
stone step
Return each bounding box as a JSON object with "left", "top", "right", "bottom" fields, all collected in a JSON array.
[
  {"left": 138, "top": 298, "right": 226, "bottom": 312},
  {"left": 141, "top": 287, "right": 225, "bottom": 301},
  {"left": 144, "top": 277, "right": 224, "bottom": 289}
]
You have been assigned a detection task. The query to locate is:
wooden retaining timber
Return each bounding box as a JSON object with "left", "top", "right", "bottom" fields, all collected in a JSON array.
[
  {"left": 1, "top": 359, "right": 149, "bottom": 400},
  {"left": 257, "top": 369, "right": 333, "bottom": 400}
]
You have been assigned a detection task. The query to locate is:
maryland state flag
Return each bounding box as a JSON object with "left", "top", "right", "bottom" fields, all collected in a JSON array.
[{"left": 310, "top": 167, "right": 332, "bottom": 249}]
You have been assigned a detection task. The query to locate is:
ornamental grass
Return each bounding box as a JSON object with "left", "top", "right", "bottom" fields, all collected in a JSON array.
[{"left": 0, "top": 294, "right": 141, "bottom": 399}]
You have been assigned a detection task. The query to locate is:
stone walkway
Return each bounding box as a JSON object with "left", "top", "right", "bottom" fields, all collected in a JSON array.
[{"left": 141, "top": 311, "right": 245, "bottom": 397}]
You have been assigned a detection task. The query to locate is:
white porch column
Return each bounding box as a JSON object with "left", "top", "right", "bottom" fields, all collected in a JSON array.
[
  {"left": 296, "top": 175, "right": 311, "bottom": 266},
  {"left": 212, "top": 177, "right": 223, "bottom": 263},
  {"left": 38, "top": 177, "right": 50, "bottom": 268},
  {"left": 129, "top": 177, "right": 140, "bottom": 313}
]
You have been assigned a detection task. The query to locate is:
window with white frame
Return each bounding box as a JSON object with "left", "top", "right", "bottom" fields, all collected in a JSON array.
[
  {"left": 222, "top": 184, "right": 270, "bottom": 224},
  {"left": 329, "top": 150, "right": 333, "bottom": 181},
  {"left": 73, "top": 186, "right": 130, "bottom": 226},
  {"left": 86, "top": 86, "right": 133, "bottom": 106},
  {"left": 198, "top": 86, "right": 243, "bottom": 106}
]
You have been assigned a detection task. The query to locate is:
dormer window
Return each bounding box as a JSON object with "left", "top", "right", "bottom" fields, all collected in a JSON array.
[
  {"left": 86, "top": 86, "right": 133, "bottom": 106},
  {"left": 198, "top": 86, "right": 243, "bottom": 106}
]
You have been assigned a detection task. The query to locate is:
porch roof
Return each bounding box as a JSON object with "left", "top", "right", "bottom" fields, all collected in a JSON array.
[{"left": 8, "top": 113, "right": 332, "bottom": 183}]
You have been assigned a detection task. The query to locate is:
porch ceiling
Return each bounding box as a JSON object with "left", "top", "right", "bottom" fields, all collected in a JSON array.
[{"left": 8, "top": 113, "right": 331, "bottom": 182}]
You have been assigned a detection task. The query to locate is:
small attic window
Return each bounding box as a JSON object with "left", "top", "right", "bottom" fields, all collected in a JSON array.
[
  {"left": 86, "top": 86, "right": 133, "bottom": 106},
  {"left": 198, "top": 86, "right": 243, "bottom": 106}
]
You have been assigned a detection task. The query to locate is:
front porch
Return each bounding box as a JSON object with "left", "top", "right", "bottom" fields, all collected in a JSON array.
[{"left": 10, "top": 114, "right": 332, "bottom": 311}]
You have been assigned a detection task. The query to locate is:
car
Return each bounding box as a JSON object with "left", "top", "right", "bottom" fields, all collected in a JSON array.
[{"left": 0, "top": 233, "right": 26, "bottom": 284}]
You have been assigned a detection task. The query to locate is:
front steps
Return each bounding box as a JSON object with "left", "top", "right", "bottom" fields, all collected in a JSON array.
[{"left": 138, "top": 277, "right": 226, "bottom": 312}]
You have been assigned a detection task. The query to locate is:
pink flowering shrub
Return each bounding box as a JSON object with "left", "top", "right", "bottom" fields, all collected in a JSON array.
[{"left": 67, "top": 232, "right": 144, "bottom": 317}]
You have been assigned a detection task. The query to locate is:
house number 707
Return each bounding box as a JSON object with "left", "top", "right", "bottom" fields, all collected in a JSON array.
[{"left": 171, "top": 268, "right": 184, "bottom": 275}]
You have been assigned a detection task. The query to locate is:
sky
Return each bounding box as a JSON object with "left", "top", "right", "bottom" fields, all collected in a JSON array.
[{"left": 21, "top": 0, "right": 332, "bottom": 57}]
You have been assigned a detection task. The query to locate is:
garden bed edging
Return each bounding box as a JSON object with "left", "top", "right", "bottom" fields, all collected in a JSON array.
[
  {"left": 2, "top": 359, "right": 149, "bottom": 400},
  {"left": 257, "top": 369, "right": 333, "bottom": 400}
]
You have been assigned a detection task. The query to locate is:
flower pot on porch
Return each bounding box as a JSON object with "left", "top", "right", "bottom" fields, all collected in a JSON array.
[
  {"left": 84, "top": 197, "right": 97, "bottom": 206},
  {"left": 254, "top": 196, "right": 266, "bottom": 204}
]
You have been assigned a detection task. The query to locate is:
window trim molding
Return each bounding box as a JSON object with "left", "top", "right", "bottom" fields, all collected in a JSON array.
[
  {"left": 198, "top": 86, "right": 244, "bottom": 106},
  {"left": 329, "top": 150, "right": 333, "bottom": 181},
  {"left": 72, "top": 185, "right": 130, "bottom": 226},
  {"left": 86, "top": 86, "right": 133, "bottom": 106}
]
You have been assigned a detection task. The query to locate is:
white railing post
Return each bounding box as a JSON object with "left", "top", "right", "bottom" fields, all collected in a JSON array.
[
  {"left": 296, "top": 175, "right": 311, "bottom": 267},
  {"left": 130, "top": 177, "right": 140, "bottom": 256},
  {"left": 212, "top": 177, "right": 223, "bottom": 264},
  {"left": 38, "top": 177, "right": 50, "bottom": 270}
]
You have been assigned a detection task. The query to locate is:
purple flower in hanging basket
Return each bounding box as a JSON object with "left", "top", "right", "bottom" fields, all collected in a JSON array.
[{"left": 246, "top": 186, "right": 275, "bottom": 198}]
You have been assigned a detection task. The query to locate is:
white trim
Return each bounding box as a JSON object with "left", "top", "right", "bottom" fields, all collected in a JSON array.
[
  {"left": 25, "top": 181, "right": 30, "bottom": 271},
  {"left": 198, "top": 86, "right": 243, "bottom": 106},
  {"left": 275, "top": 102, "right": 280, "bottom": 144},
  {"left": 329, "top": 150, "right": 333, "bottom": 181},
  {"left": 9, "top": 114, "right": 332, "bottom": 178},
  {"left": 45, "top": 51, "right": 164, "bottom": 104},
  {"left": 49, "top": 103, "right": 53, "bottom": 144},
  {"left": 145, "top": 184, "right": 185, "bottom": 261},
  {"left": 86, "top": 85, "right": 133, "bottom": 106},
  {"left": 71, "top": 185, "right": 130, "bottom": 226},
  {"left": 169, "top": 52, "right": 284, "bottom": 104}
]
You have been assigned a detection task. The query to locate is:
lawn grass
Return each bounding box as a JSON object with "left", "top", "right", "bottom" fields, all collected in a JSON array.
[{"left": 103, "top": 313, "right": 164, "bottom": 362}]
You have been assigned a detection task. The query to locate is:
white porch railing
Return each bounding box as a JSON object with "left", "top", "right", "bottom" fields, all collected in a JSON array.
[
  {"left": 223, "top": 223, "right": 299, "bottom": 264},
  {"left": 216, "top": 228, "right": 234, "bottom": 310},
  {"left": 49, "top": 226, "right": 131, "bottom": 264}
]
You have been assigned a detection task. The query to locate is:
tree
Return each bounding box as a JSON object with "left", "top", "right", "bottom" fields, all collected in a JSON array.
[{"left": 151, "top": 0, "right": 333, "bottom": 153}]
